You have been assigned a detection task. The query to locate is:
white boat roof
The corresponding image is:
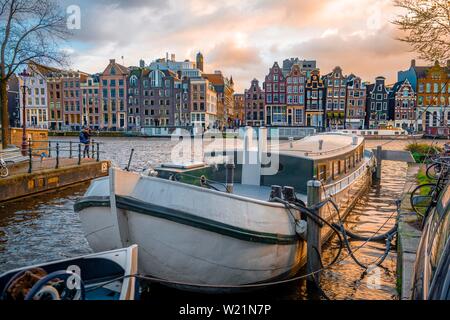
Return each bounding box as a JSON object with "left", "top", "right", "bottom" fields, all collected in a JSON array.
[{"left": 278, "top": 133, "right": 364, "bottom": 160}]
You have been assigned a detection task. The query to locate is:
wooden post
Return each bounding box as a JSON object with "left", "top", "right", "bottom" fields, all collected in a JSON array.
[
  {"left": 306, "top": 179, "right": 322, "bottom": 283},
  {"left": 376, "top": 145, "right": 382, "bottom": 180}
]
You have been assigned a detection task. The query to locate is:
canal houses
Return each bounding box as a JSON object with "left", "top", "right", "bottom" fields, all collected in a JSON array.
[
  {"left": 345, "top": 75, "right": 367, "bottom": 129},
  {"left": 18, "top": 62, "right": 51, "bottom": 129},
  {"left": 244, "top": 79, "right": 265, "bottom": 126},
  {"left": 416, "top": 61, "right": 450, "bottom": 136},
  {"left": 127, "top": 68, "right": 143, "bottom": 130},
  {"left": 398, "top": 59, "right": 450, "bottom": 135},
  {"left": 323, "top": 66, "right": 347, "bottom": 130},
  {"left": 305, "top": 69, "right": 325, "bottom": 128},
  {"left": 389, "top": 79, "right": 416, "bottom": 131},
  {"left": 202, "top": 71, "right": 235, "bottom": 129},
  {"left": 285, "top": 63, "right": 307, "bottom": 126},
  {"left": 99, "top": 59, "right": 129, "bottom": 131},
  {"left": 81, "top": 75, "right": 101, "bottom": 130},
  {"left": 366, "top": 76, "right": 390, "bottom": 129},
  {"left": 189, "top": 77, "right": 218, "bottom": 129},
  {"left": 264, "top": 62, "right": 287, "bottom": 126}
]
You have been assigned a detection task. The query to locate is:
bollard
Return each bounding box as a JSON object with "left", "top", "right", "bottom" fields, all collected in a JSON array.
[
  {"left": 225, "top": 162, "right": 235, "bottom": 193},
  {"left": 28, "top": 147, "right": 32, "bottom": 174},
  {"left": 78, "top": 143, "right": 81, "bottom": 165},
  {"left": 55, "top": 143, "right": 60, "bottom": 169},
  {"left": 96, "top": 142, "right": 100, "bottom": 162},
  {"left": 48, "top": 141, "right": 52, "bottom": 158},
  {"left": 306, "top": 179, "right": 322, "bottom": 283},
  {"left": 69, "top": 141, "right": 72, "bottom": 158}
]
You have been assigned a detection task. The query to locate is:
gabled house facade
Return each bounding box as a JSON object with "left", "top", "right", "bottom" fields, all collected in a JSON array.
[
  {"left": 345, "top": 75, "right": 366, "bottom": 129},
  {"left": 305, "top": 69, "right": 325, "bottom": 128},
  {"left": 389, "top": 79, "right": 416, "bottom": 131},
  {"left": 366, "top": 76, "right": 390, "bottom": 129},
  {"left": 285, "top": 63, "right": 306, "bottom": 126},
  {"left": 264, "top": 62, "right": 287, "bottom": 126},
  {"left": 244, "top": 78, "right": 265, "bottom": 126},
  {"left": 323, "top": 66, "right": 347, "bottom": 129},
  {"left": 99, "top": 59, "right": 129, "bottom": 130}
]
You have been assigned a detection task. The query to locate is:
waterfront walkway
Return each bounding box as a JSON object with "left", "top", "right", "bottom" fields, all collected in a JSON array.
[{"left": 7, "top": 157, "right": 97, "bottom": 176}]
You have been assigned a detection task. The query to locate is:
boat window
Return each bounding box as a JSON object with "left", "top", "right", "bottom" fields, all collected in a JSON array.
[
  {"left": 333, "top": 161, "right": 339, "bottom": 179},
  {"left": 374, "top": 131, "right": 378, "bottom": 135},
  {"left": 318, "top": 164, "right": 327, "bottom": 181}
]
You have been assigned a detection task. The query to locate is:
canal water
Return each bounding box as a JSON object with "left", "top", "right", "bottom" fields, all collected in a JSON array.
[{"left": 0, "top": 137, "right": 409, "bottom": 300}]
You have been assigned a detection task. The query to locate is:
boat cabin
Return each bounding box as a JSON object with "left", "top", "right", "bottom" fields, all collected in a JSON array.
[{"left": 156, "top": 134, "right": 367, "bottom": 198}]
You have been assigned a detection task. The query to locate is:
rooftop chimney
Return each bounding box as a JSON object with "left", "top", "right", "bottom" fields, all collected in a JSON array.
[
  {"left": 411, "top": 59, "right": 416, "bottom": 68},
  {"left": 110, "top": 59, "right": 115, "bottom": 64}
]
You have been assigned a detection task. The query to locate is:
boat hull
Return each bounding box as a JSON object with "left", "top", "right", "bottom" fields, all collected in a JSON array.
[{"left": 77, "top": 198, "right": 305, "bottom": 291}]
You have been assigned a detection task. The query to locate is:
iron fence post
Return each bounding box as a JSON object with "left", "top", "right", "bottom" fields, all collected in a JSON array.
[
  {"left": 96, "top": 143, "right": 100, "bottom": 162},
  {"left": 55, "top": 143, "right": 60, "bottom": 169},
  {"left": 69, "top": 141, "right": 72, "bottom": 158},
  {"left": 48, "top": 141, "right": 52, "bottom": 158},
  {"left": 78, "top": 143, "right": 81, "bottom": 165},
  {"left": 28, "top": 146, "right": 32, "bottom": 174},
  {"left": 91, "top": 139, "right": 95, "bottom": 159}
]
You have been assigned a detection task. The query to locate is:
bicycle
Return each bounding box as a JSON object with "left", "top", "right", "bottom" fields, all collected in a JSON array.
[
  {"left": 410, "top": 160, "right": 448, "bottom": 220},
  {"left": 0, "top": 158, "right": 9, "bottom": 178},
  {"left": 425, "top": 156, "right": 450, "bottom": 180}
]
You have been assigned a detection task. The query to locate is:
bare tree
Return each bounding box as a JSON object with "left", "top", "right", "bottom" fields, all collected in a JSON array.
[
  {"left": 393, "top": 0, "right": 450, "bottom": 63},
  {"left": 0, "top": 0, "right": 70, "bottom": 149}
]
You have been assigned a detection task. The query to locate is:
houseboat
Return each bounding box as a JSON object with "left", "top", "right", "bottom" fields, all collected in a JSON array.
[{"left": 74, "top": 132, "right": 375, "bottom": 292}]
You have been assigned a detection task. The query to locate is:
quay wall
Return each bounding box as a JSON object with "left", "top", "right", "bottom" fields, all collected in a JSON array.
[{"left": 0, "top": 160, "right": 110, "bottom": 203}]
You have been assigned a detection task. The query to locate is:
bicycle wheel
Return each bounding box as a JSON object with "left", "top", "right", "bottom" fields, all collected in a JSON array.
[
  {"left": 0, "top": 166, "right": 8, "bottom": 178},
  {"left": 426, "top": 163, "right": 441, "bottom": 180},
  {"left": 410, "top": 183, "right": 441, "bottom": 218}
]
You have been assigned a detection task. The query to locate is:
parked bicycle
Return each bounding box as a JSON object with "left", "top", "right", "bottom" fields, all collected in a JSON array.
[
  {"left": 410, "top": 158, "right": 449, "bottom": 221},
  {"left": 0, "top": 158, "right": 9, "bottom": 178}
]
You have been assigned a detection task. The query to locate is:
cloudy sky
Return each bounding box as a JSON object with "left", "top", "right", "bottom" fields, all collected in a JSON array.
[{"left": 61, "top": 0, "right": 420, "bottom": 92}]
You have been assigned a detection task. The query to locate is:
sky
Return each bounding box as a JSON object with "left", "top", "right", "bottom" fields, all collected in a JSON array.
[{"left": 60, "top": 0, "right": 421, "bottom": 92}]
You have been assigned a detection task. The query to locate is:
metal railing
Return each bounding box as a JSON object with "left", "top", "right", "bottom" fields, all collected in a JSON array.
[{"left": 26, "top": 139, "right": 104, "bottom": 174}]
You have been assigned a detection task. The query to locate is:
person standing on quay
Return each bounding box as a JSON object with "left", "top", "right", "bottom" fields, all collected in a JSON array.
[{"left": 79, "top": 127, "right": 91, "bottom": 158}]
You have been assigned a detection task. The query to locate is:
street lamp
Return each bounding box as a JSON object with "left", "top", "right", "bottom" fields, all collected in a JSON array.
[{"left": 19, "top": 69, "right": 30, "bottom": 156}]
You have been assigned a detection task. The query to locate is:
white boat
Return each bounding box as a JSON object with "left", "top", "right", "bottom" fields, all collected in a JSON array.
[
  {"left": 0, "top": 245, "right": 138, "bottom": 300},
  {"left": 75, "top": 132, "right": 374, "bottom": 292}
]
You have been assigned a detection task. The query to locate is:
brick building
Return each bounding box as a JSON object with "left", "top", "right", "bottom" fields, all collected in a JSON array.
[
  {"left": 366, "top": 76, "right": 390, "bottom": 129},
  {"left": 99, "top": 59, "right": 129, "bottom": 130},
  {"left": 345, "top": 75, "right": 366, "bottom": 129},
  {"left": 264, "top": 62, "right": 287, "bottom": 126},
  {"left": 323, "top": 66, "right": 347, "bottom": 129},
  {"left": 389, "top": 79, "right": 416, "bottom": 131},
  {"left": 305, "top": 69, "right": 325, "bottom": 128},
  {"left": 244, "top": 78, "right": 265, "bottom": 126}
]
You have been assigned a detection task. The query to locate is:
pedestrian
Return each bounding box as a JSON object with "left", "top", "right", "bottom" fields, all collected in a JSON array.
[{"left": 79, "top": 126, "right": 91, "bottom": 158}]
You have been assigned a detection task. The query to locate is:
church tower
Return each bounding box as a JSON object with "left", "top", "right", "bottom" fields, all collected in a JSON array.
[{"left": 196, "top": 52, "right": 204, "bottom": 72}]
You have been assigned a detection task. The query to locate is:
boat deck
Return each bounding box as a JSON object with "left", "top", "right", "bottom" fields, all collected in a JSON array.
[{"left": 211, "top": 182, "right": 307, "bottom": 203}]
